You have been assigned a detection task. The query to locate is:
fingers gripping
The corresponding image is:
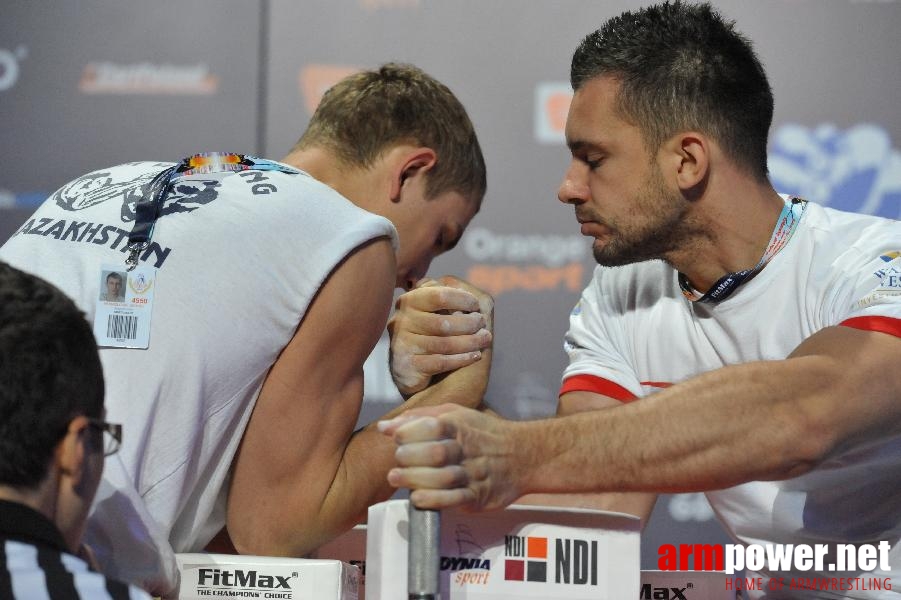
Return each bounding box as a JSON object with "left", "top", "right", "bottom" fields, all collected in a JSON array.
[
  {"left": 389, "top": 281, "right": 492, "bottom": 395},
  {"left": 395, "top": 439, "right": 464, "bottom": 468},
  {"left": 395, "top": 284, "right": 481, "bottom": 315},
  {"left": 391, "top": 309, "right": 486, "bottom": 337},
  {"left": 410, "top": 348, "right": 486, "bottom": 379},
  {"left": 382, "top": 412, "right": 482, "bottom": 510}
]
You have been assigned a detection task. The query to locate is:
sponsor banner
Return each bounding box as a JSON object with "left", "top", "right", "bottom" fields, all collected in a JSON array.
[
  {"left": 535, "top": 83, "right": 572, "bottom": 144},
  {"left": 462, "top": 227, "right": 586, "bottom": 267},
  {"left": 366, "top": 500, "right": 640, "bottom": 599},
  {"left": 468, "top": 262, "right": 584, "bottom": 297},
  {"left": 461, "top": 227, "right": 590, "bottom": 297},
  {"left": 641, "top": 570, "right": 732, "bottom": 600},
  {"left": 176, "top": 554, "right": 360, "bottom": 600},
  {"left": 79, "top": 61, "right": 219, "bottom": 95}
]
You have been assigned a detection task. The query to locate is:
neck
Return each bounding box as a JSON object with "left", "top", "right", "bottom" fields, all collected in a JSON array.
[
  {"left": 0, "top": 472, "right": 83, "bottom": 553},
  {"left": 281, "top": 147, "right": 388, "bottom": 212},
  {"left": 0, "top": 483, "right": 57, "bottom": 526},
  {"left": 666, "top": 181, "right": 785, "bottom": 293}
]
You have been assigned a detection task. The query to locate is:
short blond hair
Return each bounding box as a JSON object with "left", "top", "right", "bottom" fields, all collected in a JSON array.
[{"left": 294, "top": 63, "right": 486, "bottom": 204}]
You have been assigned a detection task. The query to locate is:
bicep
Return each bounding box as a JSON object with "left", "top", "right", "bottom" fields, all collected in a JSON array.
[
  {"left": 787, "top": 323, "right": 901, "bottom": 449},
  {"left": 227, "top": 237, "right": 396, "bottom": 551}
]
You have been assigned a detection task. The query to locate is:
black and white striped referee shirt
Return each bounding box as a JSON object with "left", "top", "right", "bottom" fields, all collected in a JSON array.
[{"left": 0, "top": 500, "right": 151, "bottom": 599}]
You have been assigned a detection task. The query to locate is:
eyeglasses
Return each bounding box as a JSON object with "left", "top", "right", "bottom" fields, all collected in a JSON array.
[{"left": 86, "top": 419, "right": 123, "bottom": 456}]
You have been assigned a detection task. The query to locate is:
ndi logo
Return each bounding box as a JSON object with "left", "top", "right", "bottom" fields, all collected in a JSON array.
[
  {"left": 0, "top": 46, "right": 27, "bottom": 92},
  {"left": 504, "top": 535, "right": 547, "bottom": 582},
  {"left": 504, "top": 535, "right": 598, "bottom": 585},
  {"left": 769, "top": 123, "right": 901, "bottom": 219}
]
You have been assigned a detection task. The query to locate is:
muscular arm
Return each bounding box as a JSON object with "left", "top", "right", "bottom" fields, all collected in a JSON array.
[
  {"left": 227, "top": 239, "right": 491, "bottom": 556},
  {"left": 517, "top": 325, "right": 901, "bottom": 496},
  {"left": 385, "top": 325, "right": 901, "bottom": 511},
  {"left": 227, "top": 238, "right": 397, "bottom": 556},
  {"left": 516, "top": 391, "right": 657, "bottom": 527}
]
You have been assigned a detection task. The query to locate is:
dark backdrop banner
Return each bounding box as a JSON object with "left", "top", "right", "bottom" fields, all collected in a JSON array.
[{"left": 2, "top": 0, "right": 899, "bottom": 569}]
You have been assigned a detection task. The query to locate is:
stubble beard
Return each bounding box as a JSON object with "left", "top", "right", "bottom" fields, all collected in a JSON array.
[{"left": 592, "top": 169, "right": 695, "bottom": 267}]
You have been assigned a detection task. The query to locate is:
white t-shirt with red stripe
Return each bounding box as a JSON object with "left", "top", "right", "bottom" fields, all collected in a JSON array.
[{"left": 561, "top": 201, "right": 901, "bottom": 598}]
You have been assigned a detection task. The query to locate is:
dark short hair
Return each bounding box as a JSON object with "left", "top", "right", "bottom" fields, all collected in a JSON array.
[
  {"left": 294, "top": 62, "right": 487, "bottom": 204},
  {"left": 106, "top": 271, "right": 123, "bottom": 284},
  {"left": 571, "top": 1, "right": 773, "bottom": 180},
  {"left": 0, "top": 262, "right": 104, "bottom": 488}
]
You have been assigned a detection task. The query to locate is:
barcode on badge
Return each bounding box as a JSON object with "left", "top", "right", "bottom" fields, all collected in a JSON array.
[{"left": 107, "top": 314, "right": 138, "bottom": 340}]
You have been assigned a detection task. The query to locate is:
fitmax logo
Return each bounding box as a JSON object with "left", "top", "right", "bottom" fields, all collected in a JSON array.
[
  {"left": 0, "top": 46, "right": 27, "bottom": 91},
  {"left": 640, "top": 583, "right": 690, "bottom": 599},
  {"left": 197, "top": 568, "right": 293, "bottom": 589}
]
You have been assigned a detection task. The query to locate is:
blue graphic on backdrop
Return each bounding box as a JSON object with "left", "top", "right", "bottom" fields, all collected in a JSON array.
[
  {"left": 0, "top": 190, "right": 48, "bottom": 209},
  {"left": 769, "top": 123, "right": 901, "bottom": 219}
]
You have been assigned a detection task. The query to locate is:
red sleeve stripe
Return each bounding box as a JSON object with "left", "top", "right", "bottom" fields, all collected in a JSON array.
[
  {"left": 839, "top": 316, "right": 901, "bottom": 338},
  {"left": 559, "top": 374, "right": 637, "bottom": 403},
  {"left": 640, "top": 381, "right": 673, "bottom": 389}
]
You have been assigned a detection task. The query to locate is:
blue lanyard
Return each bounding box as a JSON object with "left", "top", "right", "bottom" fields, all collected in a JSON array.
[
  {"left": 125, "top": 153, "right": 299, "bottom": 269},
  {"left": 678, "top": 197, "right": 807, "bottom": 303}
]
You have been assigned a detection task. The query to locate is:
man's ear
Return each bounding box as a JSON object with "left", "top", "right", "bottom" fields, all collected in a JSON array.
[
  {"left": 661, "top": 131, "right": 709, "bottom": 192},
  {"left": 390, "top": 147, "right": 437, "bottom": 203},
  {"left": 55, "top": 416, "right": 90, "bottom": 485}
]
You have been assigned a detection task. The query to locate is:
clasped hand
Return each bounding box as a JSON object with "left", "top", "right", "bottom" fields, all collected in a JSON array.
[{"left": 388, "top": 276, "right": 493, "bottom": 396}]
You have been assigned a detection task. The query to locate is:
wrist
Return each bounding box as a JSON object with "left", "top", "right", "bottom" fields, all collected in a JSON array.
[
  {"left": 514, "top": 416, "right": 579, "bottom": 496},
  {"left": 510, "top": 419, "right": 548, "bottom": 496}
]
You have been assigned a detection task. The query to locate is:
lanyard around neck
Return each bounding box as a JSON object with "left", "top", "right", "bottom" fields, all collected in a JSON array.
[
  {"left": 125, "top": 153, "right": 299, "bottom": 270},
  {"left": 678, "top": 197, "right": 807, "bottom": 304}
]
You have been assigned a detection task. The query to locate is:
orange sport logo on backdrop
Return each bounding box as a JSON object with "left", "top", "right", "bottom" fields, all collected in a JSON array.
[
  {"left": 468, "top": 263, "right": 583, "bottom": 297},
  {"left": 462, "top": 227, "right": 588, "bottom": 296}
]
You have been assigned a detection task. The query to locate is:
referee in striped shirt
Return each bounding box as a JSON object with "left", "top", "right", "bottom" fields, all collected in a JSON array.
[{"left": 0, "top": 262, "right": 150, "bottom": 599}]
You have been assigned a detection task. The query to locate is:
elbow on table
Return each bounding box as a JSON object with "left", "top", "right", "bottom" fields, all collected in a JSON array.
[{"left": 227, "top": 514, "right": 322, "bottom": 559}]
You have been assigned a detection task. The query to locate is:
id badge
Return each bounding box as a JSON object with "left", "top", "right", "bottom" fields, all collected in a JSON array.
[{"left": 93, "top": 264, "right": 156, "bottom": 348}]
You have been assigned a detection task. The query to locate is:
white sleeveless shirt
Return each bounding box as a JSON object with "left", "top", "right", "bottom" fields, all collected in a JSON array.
[{"left": 0, "top": 160, "right": 397, "bottom": 596}]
